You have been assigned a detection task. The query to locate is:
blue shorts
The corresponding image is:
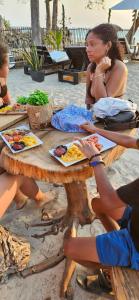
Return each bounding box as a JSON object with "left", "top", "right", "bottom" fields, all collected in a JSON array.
[{"left": 96, "top": 206, "right": 139, "bottom": 270}]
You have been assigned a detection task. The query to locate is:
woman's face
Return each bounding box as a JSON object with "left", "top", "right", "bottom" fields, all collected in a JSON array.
[
  {"left": 0, "top": 55, "right": 9, "bottom": 78},
  {"left": 86, "top": 32, "right": 108, "bottom": 63}
]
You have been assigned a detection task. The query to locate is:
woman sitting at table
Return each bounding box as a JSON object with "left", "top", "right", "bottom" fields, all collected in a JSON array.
[
  {"left": 64, "top": 122, "right": 139, "bottom": 294},
  {"left": 85, "top": 23, "right": 128, "bottom": 110},
  {"left": 0, "top": 43, "right": 11, "bottom": 107},
  {"left": 0, "top": 153, "right": 56, "bottom": 218},
  {"left": 0, "top": 43, "right": 56, "bottom": 208}
]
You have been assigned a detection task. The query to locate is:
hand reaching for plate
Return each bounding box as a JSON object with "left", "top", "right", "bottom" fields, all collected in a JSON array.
[
  {"left": 80, "top": 122, "right": 97, "bottom": 133},
  {"left": 74, "top": 138, "right": 100, "bottom": 160}
]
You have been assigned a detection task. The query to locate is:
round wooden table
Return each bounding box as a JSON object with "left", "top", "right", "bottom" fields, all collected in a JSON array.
[{"left": 1, "top": 128, "right": 136, "bottom": 298}]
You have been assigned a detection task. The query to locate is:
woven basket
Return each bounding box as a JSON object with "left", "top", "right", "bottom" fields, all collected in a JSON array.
[
  {"left": 0, "top": 226, "right": 30, "bottom": 282},
  {"left": 27, "top": 104, "right": 53, "bottom": 129}
]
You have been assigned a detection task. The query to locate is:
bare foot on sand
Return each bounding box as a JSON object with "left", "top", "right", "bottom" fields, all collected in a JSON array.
[
  {"left": 14, "top": 190, "right": 28, "bottom": 210},
  {"left": 36, "top": 190, "right": 57, "bottom": 208},
  {"left": 15, "top": 198, "right": 28, "bottom": 210}
]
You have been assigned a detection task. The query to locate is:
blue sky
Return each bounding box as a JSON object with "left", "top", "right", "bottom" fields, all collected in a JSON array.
[{"left": 0, "top": 0, "right": 133, "bottom": 29}]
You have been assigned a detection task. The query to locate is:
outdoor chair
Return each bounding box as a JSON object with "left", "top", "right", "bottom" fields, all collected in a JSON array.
[
  {"left": 58, "top": 46, "right": 89, "bottom": 84},
  {"left": 117, "top": 30, "right": 138, "bottom": 61},
  {"left": 64, "top": 46, "right": 89, "bottom": 70},
  {"left": 24, "top": 46, "right": 71, "bottom": 76}
]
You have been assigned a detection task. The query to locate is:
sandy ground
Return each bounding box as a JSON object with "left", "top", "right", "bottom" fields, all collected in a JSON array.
[{"left": 1, "top": 62, "right": 139, "bottom": 300}]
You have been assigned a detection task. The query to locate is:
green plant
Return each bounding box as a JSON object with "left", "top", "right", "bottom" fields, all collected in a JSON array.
[
  {"left": 27, "top": 90, "right": 49, "bottom": 106},
  {"left": 22, "top": 45, "right": 43, "bottom": 71},
  {"left": 17, "top": 96, "right": 28, "bottom": 105},
  {"left": 3, "top": 17, "right": 11, "bottom": 29},
  {"left": 45, "top": 30, "right": 63, "bottom": 50}
]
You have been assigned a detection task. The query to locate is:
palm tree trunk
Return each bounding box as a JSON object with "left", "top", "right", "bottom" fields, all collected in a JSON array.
[
  {"left": 45, "top": 0, "right": 52, "bottom": 31},
  {"left": 30, "top": 0, "right": 42, "bottom": 45},
  {"left": 52, "top": 0, "right": 58, "bottom": 31},
  {"left": 126, "top": 11, "right": 139, "bottom": 45}
]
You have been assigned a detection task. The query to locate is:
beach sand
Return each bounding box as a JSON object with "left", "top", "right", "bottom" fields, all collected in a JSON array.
[{"left": 1, "top": 62, "right": 139, "bottom": 300}]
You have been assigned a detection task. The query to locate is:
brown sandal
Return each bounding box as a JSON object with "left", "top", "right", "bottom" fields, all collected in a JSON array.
[{"left": 76, "top": 269, "right": 112, "bottom": 295}]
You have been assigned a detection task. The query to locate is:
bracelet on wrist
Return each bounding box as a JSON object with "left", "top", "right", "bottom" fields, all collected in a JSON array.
[
  {"left": 89, "top": 160, "right": 105, "bottom": 167},
  {"left": 94, "top": 73, "right": 105, "bottom": 79},
  {"left": 89, "top": 153, "right": 101, "bottom": 162}
]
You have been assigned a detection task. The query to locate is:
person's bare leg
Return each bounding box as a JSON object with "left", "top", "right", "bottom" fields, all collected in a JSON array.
[
  {"left": 0, "top": 173, "right": 55, "bottom": 217},
  {"left": 0, "top": 155, "right": 28, "bottom": 209},
  {"left": 64, "top": 237, "right": 100, "bottom": 263},
  {"left": 64, "top": 236, "right": 111, "bottom": 292},
  {"left": 19, "top": 178, "right": 56, "bottom": 207},
  {"left": 14, "top": 189, "right": 28, "bottom": 210},
  {"left": 92, "top": 197, "right": 126, "bottom": 232},
  {"left": 92, "top": 197, "right": 126, "bottom": 221},
  {"left": 0, "top": 173, "right": 25, "bottom": 217}
]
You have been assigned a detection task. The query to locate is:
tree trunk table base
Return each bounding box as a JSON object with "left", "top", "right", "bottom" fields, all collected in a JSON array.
[{"left": 26, "top": 181, "right": 94, "bottom": 298}]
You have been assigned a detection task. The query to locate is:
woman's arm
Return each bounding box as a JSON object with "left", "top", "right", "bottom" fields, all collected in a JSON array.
[
  {"left": 93, "top": 56, "right": 111, "bottom": 100},
  {"left": 75, "top": 139, "right": 125, "bottom": 210},
  {"left": 93, "top": 59, "right": 127, "bottom": 100},
  {"left": 93, "top": 73, "right": 107, "bottom": 100},
  {"left": 93, "top": 162, "right": 125, "bottom": 210},
  {"left": 2, "top": 90, "right": 11, "bottom": 105},
  {"left": 80, "top": 123, "right": 138, "bottom": 149},
  {"left": 85, "top": 64, "right": 94, "bottom": 109}
]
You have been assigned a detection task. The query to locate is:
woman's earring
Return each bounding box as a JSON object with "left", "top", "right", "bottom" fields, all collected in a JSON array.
[{"left": 105, "top": 48, "right": 109, "bottom": 56}]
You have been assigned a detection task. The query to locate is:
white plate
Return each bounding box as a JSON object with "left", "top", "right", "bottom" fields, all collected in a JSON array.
[
  {"left": 0, "top": 125, "right": 43, "bottom": 154},
  {"left": 0, "top": 105, "right": 27, "bottom": 115},
  {"left": 49, "top": 133, "right": 116, "bottom": 167}
]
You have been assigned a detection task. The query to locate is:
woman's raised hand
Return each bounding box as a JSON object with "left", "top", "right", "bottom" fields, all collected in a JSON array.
[
  {"left": 80, "top": 122, "right": 97, "bottom": 133},
  {"left": 96, "top": 56, "right": 111, "bottom": 73}
]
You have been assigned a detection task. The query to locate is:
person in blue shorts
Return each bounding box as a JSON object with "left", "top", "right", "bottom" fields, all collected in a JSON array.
[{"left": 64, "top": 122, "right": 139, "bottom": 294}]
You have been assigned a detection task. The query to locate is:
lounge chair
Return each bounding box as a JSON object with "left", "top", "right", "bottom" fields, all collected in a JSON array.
[
  {"left": 24, "top": 46, "right": 71, "bottom": 76},
  {"left": 117, "top": 30, "right": 138, "bottom": 61},
  {"left": 64, "top": 46, "right": 89, "bottom": 70},
  {"left": 58, "top": 46, "right": 89, "bottom": 84}
]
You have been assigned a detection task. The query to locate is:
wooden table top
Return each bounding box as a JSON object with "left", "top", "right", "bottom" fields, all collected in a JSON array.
[
  {"left": 1, "top": 128, "right": 136, "bottom": 184},
  {"left": 0, "top": 114, "right": 27, "bottom": 131}
]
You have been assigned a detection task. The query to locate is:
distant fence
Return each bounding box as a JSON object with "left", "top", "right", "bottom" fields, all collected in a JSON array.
[
  {"left": 0, "top": 27, "right": 90, "bottom": 61},
  {"left": 69, "top": 28, "right": 89, "bottom": 45},
  {"left": 0, "top": 26, "right": 129, "bottom": 62}
]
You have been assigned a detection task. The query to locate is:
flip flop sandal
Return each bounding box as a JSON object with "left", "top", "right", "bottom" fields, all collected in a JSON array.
[{"left": 76, "top": 269, "right": 112, "bottom": 295}]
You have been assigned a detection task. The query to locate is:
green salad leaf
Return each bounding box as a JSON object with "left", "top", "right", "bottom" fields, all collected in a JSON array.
[
  {"left": 16, "top": 90, "right": 49, "bottom": 106},
  {"left": 27, "top": 90, "right": 49, "bottom": 106},
  {"left": 17, "top": 96, "right": 28, "bottom": 105}
]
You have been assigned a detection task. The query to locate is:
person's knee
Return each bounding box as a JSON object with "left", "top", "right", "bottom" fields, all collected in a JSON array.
[
  {"left": 64, "top": 237, "right": 75, "bottom": 258},
  {"left": 91, "top": 197, "right": 101, "bottom": 214}
]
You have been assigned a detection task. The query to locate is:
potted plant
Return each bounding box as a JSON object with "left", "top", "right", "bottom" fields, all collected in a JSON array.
[
  {"left": 45, "top": 30, "right": 63, "bottom": 50},
  {"left": 22, "top": 45, "right": 45, "bottom": 82},
  {"left": 26, "top": 90, "right": 53, "bottom": 129}
]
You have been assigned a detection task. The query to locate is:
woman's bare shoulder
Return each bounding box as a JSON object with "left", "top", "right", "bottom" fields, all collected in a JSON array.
[{"left": 114, "top": 60, "right": 128, "bottom": 74}]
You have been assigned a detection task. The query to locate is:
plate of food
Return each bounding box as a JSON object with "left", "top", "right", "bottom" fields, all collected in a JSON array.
[
  {"left": 0, "top": 104, "right": 27, "bottom": 115},
  {"left": 49, "top": 133, "right": 116, "bottom": 167},
  {"left": 0, "top": 125, "right": 43, "bottom": 153}
]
